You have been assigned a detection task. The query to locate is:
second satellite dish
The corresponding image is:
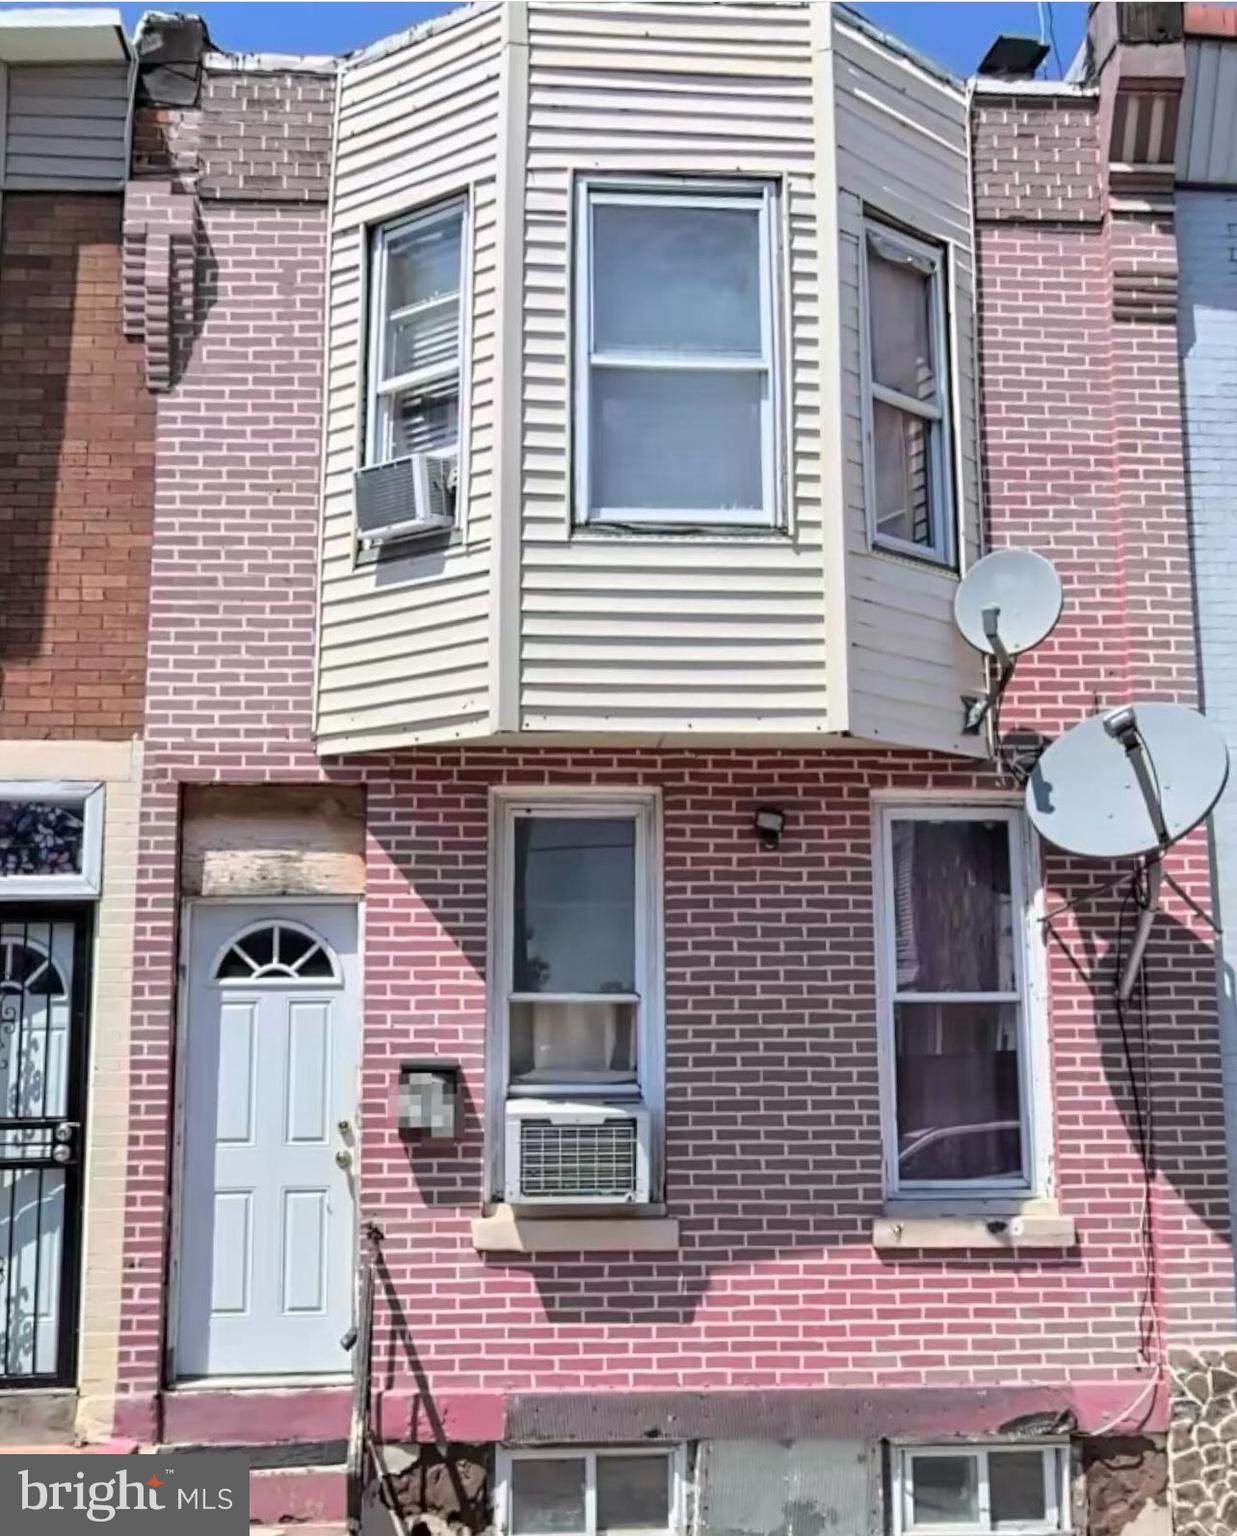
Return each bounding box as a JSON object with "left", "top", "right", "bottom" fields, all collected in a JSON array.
[
  {"left": 1026, "top": 701, "right": 1229, "bottom": 859},
  {"left": 954, "top": 548, "right": 1064, "bottom": 659}
]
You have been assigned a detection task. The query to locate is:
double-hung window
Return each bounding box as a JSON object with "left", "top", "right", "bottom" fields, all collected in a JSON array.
[
  {"left": 875, "top": 804, "right": 1042, "bottom": 1197},
  {"left": 574, "top": 178, "right": 781, "bottom": 528},
  {"left": 496, "top": 1447, "right": 684, "bottom": 1536},
  {"left": 491, "top": 792, "right": 663, "bottom": 1202},
  {"left": 861, "top": 219, "right": 954, "bottom": 563},
  {"left": 894, "top": 1444, "right": 1069, "bottom": 1536},
  {"left": 367, "top": 198, "right": 465, "bottom": 474}
]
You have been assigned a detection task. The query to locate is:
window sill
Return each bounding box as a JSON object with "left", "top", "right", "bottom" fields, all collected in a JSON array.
[
  {"left": 872, "top": 1203, "right": 1076, "bottom": 1251},
  {"left": 471, "top": 1205, "right": 679, "bottom": 1254}
]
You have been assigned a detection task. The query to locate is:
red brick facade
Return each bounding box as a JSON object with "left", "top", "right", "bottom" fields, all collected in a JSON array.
[
  {"left": 106, "top": 55, "right": 1235, "bottom": 1460},
  {"left": 0, "top": 194, "right": 154, "bottom": 738}
]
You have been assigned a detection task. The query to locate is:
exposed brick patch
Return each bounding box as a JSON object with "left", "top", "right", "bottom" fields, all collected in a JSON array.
[
  {"left": 972, "top": 95, "right": 1104, "bottom": 224},
  {"left": 0, "top": 195, "right": 155, "bottom": 738},
  {"left": 196, "top": 70, "right": 335, "bottom": 203},
  {"left": 132, "top": 106, "right": 201, "bottom": 189}
]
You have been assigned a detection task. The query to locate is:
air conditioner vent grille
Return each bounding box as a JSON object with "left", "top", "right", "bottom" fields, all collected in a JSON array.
[{"left": 518, "top": 1117, "right": 638, "bottom": 1200}]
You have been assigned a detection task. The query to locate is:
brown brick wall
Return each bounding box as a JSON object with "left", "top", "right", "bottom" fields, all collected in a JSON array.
[
  {"left": 0, "top": 194, "right": 155, "bottom": 739},
  {"left": 972, "top": 93, "right": 1104, "bottom": 223}
]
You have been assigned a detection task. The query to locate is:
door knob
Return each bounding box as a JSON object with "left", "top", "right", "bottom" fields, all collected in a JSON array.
[{"left": 334, "top": 1148, "right": 353, "bottom": 1170}]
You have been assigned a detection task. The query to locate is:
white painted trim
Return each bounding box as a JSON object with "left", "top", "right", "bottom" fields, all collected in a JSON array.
[
  {"left": 0, "top": 60, "right": 9, "bottom": 228},
  {"left": 812, "top": 8, "right": 850, "bottom": 735},
  {"left": 310, "top": 59, "right": 344, "bottom": 744},
  {"left": 493, "top": 1444, "right": 688, "bottom": 1536},
  {"left": 972, "top": 78, "right": 1097, "bottom": 97},
  {"left": 872, "top": 800, "right": 1050, "bottom": 1201},
  {"left": 489, "top": 0, "right": 528, "bottom": 734},
  {"left": 892, "top": 1442, "right": 1070, "bottom": 1536},
  {"left": 572, "top": 175, "right": 783, "bottom": 531},
  {"left": 485, "top": 787, "right": 665, "bottom": 1203},
  {"left": 202, "top": 50, "right": 337, "bottom": 76},
  {"left": 859, "top": 216, "right": 956, "bottom": 568},
  {"left": 0, "top": 780, "right": 104, "bottom": 897}
]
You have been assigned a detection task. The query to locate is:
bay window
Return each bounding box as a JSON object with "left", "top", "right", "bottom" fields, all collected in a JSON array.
[
  {"left": 574, "top": 178, "right": 781, "bottom": 528},
  {"left": 861, "top": 218, "right": 954, "bottom": 563},
  {"left": 367, "top": 197, "right": 465, "bottom": 469}
]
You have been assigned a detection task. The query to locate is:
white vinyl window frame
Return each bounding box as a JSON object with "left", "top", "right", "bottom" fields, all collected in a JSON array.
[
  {"left": 486, "top": 787, "right": 665, "bottom": 1199},
  {"left": 573, "top": 176, "right": 783, "bottom": 529},
  {"left": 365, "top": 194, "right": 468, "bottom": 469},
  {"left": 0, "top": 781, "right": 104, "bottom": 899},
  {"left": 859, "top": 217, "right": 956, "bottom": 566},
  {"left": 893, "top": 1443, "right": 1070, "bottom": 1536},
  {"left": 493, "top": 1445, "right": 688, "bottom": 1536},
  {"left": 872, "top": 799, "right": 1048, "bottom": 1202}
]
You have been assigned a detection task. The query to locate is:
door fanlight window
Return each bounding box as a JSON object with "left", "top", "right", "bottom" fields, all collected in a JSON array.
[{"left": 213, "top": 923, "right": 339, "bottom": 984}]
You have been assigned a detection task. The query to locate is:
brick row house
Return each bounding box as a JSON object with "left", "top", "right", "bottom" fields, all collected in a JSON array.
[
  {"left": 5, "top": 3, "right": 1237, "bottom": 1534},
  {"left": 0, "top": 9, "right": 153, "bottom": 1442}
]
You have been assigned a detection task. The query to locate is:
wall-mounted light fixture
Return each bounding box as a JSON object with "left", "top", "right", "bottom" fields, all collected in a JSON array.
[
  {"left": 753, "top": 805, "right": 786, "bottom": 850},
  {"left": 398, "top": 1060, "right": 461, "bottom": 1140}
]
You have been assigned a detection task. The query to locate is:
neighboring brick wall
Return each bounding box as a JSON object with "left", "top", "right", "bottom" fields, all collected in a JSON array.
[
  {"left": 972, "top": 92, "right": 1104, "bottom": 223},
  {"left": 974, "top": 92, "right": 1232, "bottom": 1357},
  {"left": 196, "top": 69, "right": 336, "bottom": 201},
  {"left": 0, "top": 195, "right": 154, "bottom": 738}
]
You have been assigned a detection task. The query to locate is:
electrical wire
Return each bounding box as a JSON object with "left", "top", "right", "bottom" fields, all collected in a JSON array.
[{"left": 1045, "top": 2, "right": 1065, "bottom": 79}]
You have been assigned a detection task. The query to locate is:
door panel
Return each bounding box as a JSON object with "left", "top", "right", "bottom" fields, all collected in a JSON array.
[
  {"left": 0, "top": 909, "right": 90, "bottom": 1387},
  {"left": 176, "top": 904, "right": 359, "bottom": 1378}
]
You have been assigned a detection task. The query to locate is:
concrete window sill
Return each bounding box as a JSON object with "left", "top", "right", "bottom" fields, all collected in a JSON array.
[
  {"left": 472, "top": 1207, "right": 679, "bottom": 1254},
  {"left": 872, "top": 1208, "right": 1076, "bottom": 1251}
]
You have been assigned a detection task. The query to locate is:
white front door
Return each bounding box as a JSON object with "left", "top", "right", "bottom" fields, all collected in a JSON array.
[{"left": 176, "top": 904, "right": 359, "bottom": 1378}]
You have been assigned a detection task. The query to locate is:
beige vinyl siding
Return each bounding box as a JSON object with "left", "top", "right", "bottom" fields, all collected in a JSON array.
[
  {"left": 519, "top": 0, "right": 830, "bottom": 738},
  {"left": 316, "top": 2, "right": 504, "bottom": 751},
  {"left": 2, "top": 63, "right": 129, "bottom": 189},
  {"left": 832, "top": 15, "right": 984, "bottom": 756}
]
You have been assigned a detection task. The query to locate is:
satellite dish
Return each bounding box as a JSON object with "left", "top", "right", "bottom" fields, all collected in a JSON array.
[
  {"left": 954, "top": 549, "right": 1063, "bottom": 660},
  {"left": 1026, "top": 702, "right": 1229, "bottom": 860}
]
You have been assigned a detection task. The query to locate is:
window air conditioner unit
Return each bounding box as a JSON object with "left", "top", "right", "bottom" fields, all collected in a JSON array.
[
  {"left": 354, "top": 450, "right": 455, "bottom": 546},
  {"left": 504, "top": 1099, "right": 651, "bottom": 1206}
]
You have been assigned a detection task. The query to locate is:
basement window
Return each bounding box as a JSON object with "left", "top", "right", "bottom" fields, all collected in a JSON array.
[
  {"left": 496, "top": 1448, "right": 685, "bottom": 1536},
  {"left": 893, "top": 1444, "right": 1070, "bottom": 1535},
  {"left": 861, "top": 219, "right": 955, "bottom": 564},
  {"left": 875, "top": 804, "right": 1045, "bottom": 1199},
  {"left": 574, "top": 177, "right": 782, "bottom": 529}
]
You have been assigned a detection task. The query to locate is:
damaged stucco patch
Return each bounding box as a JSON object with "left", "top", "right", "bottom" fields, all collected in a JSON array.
[
  {"left": 365, "top": 1444, "right": 489, "bottom": 1536},
  {"left": 1085, "top": 1437, "right": 1169, "bottom": 1536},
  {"left": 1170, "top": 1349, "right": 1237, "bottom": 1536}
]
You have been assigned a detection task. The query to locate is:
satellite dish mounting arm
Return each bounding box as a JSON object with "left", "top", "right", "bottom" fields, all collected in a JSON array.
[
  {"left": 1102, "top": 707, "right": 1170, "bottom": 1004},
  {"left": 962, "top": 605, "right": 1015, "bottom": 735}
]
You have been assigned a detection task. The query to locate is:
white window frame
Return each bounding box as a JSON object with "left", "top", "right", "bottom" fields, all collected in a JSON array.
[
  {"left": 366, "top": 194, "right": 468, "bottom": 470},
  {"left": 872, "top": 799, "right": 1048, "bottom": 1201},
  {"left": 0, "top": 781, "right": 103, "bottom": 898},
  {"left": 573, "top": 176, "right": 783, "bottom": 529},
  {"left": 860, "top": 216, "right": 955, "bottom": 565},
  {"left": 493, "top": 1445, "right": 688, "bottom": 1536},
  {"left": 893, "top": 1443, "right": 1070, "bottom": 1536},
  {"left": 486, "top": 787, "right": 664, "bottom": 1199}
]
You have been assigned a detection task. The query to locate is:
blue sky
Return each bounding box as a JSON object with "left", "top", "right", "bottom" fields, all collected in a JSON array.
[{"left": 11, "top": 1, "right": 1088, "bottom": 79}]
